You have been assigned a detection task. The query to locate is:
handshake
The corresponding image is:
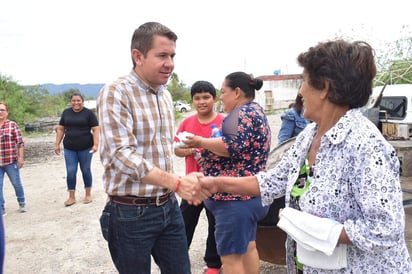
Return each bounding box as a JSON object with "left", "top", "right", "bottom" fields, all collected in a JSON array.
[{"left": 174, "top": 172, "right": 218, "bottom": 205}]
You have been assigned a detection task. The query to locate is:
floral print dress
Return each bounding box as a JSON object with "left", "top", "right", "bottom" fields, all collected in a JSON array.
[{"left": 201, "top": 101, "right": 271, "bottom": 200}]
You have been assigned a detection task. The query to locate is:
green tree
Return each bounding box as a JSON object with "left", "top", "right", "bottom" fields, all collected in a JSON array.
[
  {"left": 168, "top": 72, "right": 191, "bottom": 102},
  {"left": 62, "top": 88, "right": 83, "bottom": 102},
  {"left": 0, "top": 74, "right": 28, "bottom": 125},
  {"left": 375, "top": 59, "right": 412, "bottom": 85},
  {"left": 374, "top": 26, "right": 412, "bottom": 85},
  {"left": 0, "top": 74, "right": 68, "bottom": 126},
  {"left": 24, "top": 85, "right": 67, "bottom": 116}
]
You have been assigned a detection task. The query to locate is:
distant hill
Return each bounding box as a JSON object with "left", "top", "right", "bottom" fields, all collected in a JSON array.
[{"left": 40, "top": 83, "right": 105, "bottom": 98}]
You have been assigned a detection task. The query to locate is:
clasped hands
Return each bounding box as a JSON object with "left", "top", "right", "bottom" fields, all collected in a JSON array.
[
  {"left": 175, "top": 135, "right": 218, "bottom": 205},
  {"left": 175, "top": 172, "right": 218, "bottom": 206}
]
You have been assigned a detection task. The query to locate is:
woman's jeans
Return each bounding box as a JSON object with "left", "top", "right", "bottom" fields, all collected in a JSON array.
[
  {"left": 0, "top": 161, "right": 25, "bottom": 209},
  {"left": 63, "top": 148, "right": 93, "bottom": 191}
]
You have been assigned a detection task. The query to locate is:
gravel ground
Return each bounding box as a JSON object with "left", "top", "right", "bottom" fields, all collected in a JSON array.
[
  {"left": 17, "top": 109, "right": 412, "bottom": 273},
  {"left": 15, "top": 111, "right": 288, "bottom": 274}
]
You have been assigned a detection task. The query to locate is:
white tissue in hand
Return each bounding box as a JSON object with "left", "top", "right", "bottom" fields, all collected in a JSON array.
[
  {"left": 173, "top": 131, "right": 194, "bottom": 148},
  {"left": 277, "top": 207, "right": 343, "bottom": 256}
]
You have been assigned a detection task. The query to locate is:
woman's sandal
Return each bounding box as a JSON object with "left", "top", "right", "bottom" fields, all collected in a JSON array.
[
  {"left": 64, "top": 199, "right": 76, "bottom": 207},
  {"left": 83, "top": 197, "right": 92, "bottom": 204}
]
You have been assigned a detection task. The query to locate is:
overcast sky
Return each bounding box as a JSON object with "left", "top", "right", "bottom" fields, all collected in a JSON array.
[{"left": 0, "top": 0, "right": 410, "bottom": 88}]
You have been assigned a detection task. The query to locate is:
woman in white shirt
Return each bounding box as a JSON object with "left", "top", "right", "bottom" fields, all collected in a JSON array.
[{"left": 194, "top": 39, "right": 412, "bottom": 274}]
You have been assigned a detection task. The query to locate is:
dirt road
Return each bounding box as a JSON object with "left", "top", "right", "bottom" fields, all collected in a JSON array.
[{"left": 3, "top": 111, "right": 411, "bottom": 274}]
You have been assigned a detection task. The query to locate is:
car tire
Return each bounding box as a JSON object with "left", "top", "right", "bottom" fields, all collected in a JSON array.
[{"left": 180, "top": 108, "right": 187, "bottom": 113}]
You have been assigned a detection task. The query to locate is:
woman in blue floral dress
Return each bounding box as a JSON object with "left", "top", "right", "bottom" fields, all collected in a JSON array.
[
  {"left": 194, "top": 40, "right": 412, "bottom": 273},
  {"left": 184, "top": 71, "right": 271, "bottom": 274}
]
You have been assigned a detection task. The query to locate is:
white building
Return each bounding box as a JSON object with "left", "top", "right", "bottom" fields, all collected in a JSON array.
[{"left": 256, "top": 74, "right": 302, "bottom": 111}]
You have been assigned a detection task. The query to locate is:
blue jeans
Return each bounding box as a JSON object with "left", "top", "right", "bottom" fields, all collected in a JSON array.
[
  {"left": 0, "top": 214, "right": 4, "bottom": 274},
  {"left": 0, "top": 161, "right": 25, "bottom": 209},
  {"left": 100, "top": 193, "right": 191, "bottom": 274},
  {"left": 0, "top": 215, "right": 6, "bottom": 274},
  {"left": 63, "top": 148, "right": 93, "bottom": 191}
]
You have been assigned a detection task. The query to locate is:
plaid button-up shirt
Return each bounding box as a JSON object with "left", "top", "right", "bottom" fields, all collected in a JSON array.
[
  {"left": 0, "top": 120, "right": 24, "bottom": 166},
  {"left": 97, "top": 70, "right": 175, "bottom": 197}
]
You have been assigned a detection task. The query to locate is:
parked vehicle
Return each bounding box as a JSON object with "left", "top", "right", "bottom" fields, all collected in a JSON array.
[
  {"left": 365, "top": 84, "right": 412, "bottom": 138},
  {"left": 174, "top": 101, "right": 191, "bottom": 113}
]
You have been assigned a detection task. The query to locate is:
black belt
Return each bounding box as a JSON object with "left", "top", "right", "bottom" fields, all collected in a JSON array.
[{"left": 110, "top": 193, "right": 170, "bottom": 206}]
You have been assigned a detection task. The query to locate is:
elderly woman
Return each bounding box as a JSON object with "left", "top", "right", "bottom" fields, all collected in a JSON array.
[
  {"left": 185, "top": 71, "right": 271, "bottom": 274},
  {"left": 194, "top": 40, "right": 412, "bottom": 273}
]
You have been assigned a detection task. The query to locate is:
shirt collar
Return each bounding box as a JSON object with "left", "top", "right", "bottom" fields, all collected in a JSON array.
[
  {"left": 129, "top": 70, "right": 166, "bottom": 95},
  {"left": 323, "top": 108, "right": 361, "bottom": 145}
]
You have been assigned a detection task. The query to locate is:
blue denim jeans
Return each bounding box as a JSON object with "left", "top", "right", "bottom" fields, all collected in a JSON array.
[
  {"left": 0, "top": 213, "right": 4, "bottom": 273},
  {"left": 0, "top": 161, "right": 25, "bottom": 209},
  {"left": 63, "top": 148, "right": 93, "bottom": 191},
  {"left": 100, "top": 193, "right": 191, "bottom": 274}
]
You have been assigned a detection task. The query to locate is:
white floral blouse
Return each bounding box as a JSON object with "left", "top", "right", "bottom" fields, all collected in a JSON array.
[{"left": 257, "top": 108, "right": 412, "bottom": 273}]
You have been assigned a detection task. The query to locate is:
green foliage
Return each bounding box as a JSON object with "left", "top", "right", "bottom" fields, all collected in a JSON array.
[
  {"left": 374, "top": 26, "right": 412, "bottom": 85},
  {"left": 375, "top": 59, "right": 412, "bottom": 85},
  {"left": 62, "top": 88, "right": 84, "bottom": 102},
  {"left": 0, "top": 75, "right": 24, "bottom": 122},
  {"left": 0, "top": 75, "right": 36, "bottom": 125},
  {"left": 0, "top": 75, "right": 68, "bottom": 126},
  {"left": 174, "top": 110, "right": 185, "bottom": 123},
  {"left": 168, "top": 72, "right": 191, "bottom": 103}
]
